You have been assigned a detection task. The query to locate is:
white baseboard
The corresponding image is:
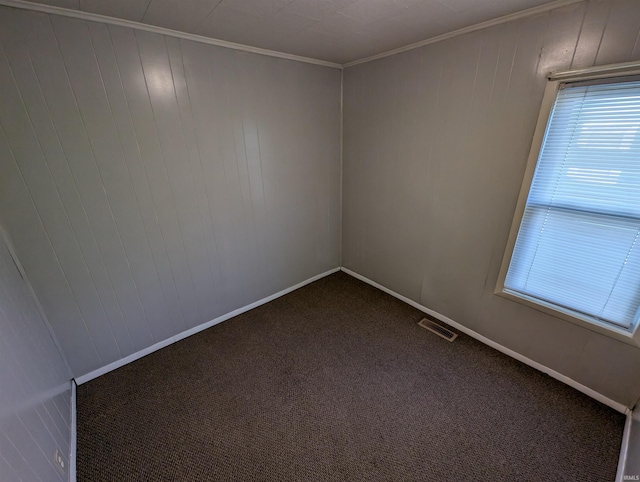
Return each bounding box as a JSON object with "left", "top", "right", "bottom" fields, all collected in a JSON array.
[
  {"left": 616, "top": 411, "right": 633, "bottom": 482},
  {"left": 68, "top": 264, "right": 632, "bottom": 480},
  {"left": 74, "top": 264, "right": 629, "bottom": 413},
  {"left": 75, "top": 268, "right": 340, "bottom": 385},
  {"left": 69, "top": 379, "right": 76, "bottom": 482},
  {"left": 340, "top": 267, "right": 630, "bottom": 414}
]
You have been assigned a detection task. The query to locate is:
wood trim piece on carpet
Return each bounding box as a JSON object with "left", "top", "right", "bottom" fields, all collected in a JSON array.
[
  {"left": 70, "top": 379, "right": 77, "bottom": 482},
  {"left": 74, "top": 267, "right": 341, "bottom": 385},
  {"left": 340, "top": 267, "right": 630, "bottom": 415},
  {"left": 615, "top": 411, "right": 633, "bottom": 482}
]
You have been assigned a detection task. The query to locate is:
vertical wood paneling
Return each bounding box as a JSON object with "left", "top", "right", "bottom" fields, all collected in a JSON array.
[
  {"left": 0, "top": 6, "right": 341, "bottom": 377},
  {"left": 165, "top": 36, "right": 223, "bottom": 318},
  {"left": 135, "top": 29, "right": 210, "bottom": 330},
  {"left": 343, "top": 0, "right": 640, "bottom": 406},
  {"left": 0, "top": 232, "right": 71, "bottom": 482},
  {"left": 234, "top": 54, "right": 271, "bottom": 297},
  {"left": 570, "top": 0, "right": 611, "bottom": 69},
  {"left": 137, "top": 29, "right": 228, "bottom": 330},
  {"left": 47, "top": 15, "right": 155, "bottom": 356},
  {"left": 179, "top": 40, "right": 244, "bottom": 312},
  {"left": 595, "top": 0, "right": 640, "bottom": 65},
  {"left": 0, "top": 126, "right": 99, "bottom": 372},
  {"left": 90, "top": 23, "right": 184, "bottom": 344},
  {"left": 0, "top": 22, "right": 112, "bottom": 370},
  {"left": 211, "top": 48, "right": 262, "bottom": 301},
  {"left": 86, "top": 21, "right": 172, "bottom": 351},
  {"left": 111, "top": 24, "right": 202, "bottom": 335}
]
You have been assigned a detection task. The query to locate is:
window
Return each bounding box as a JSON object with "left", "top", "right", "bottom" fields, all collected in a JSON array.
[{"left": 497, "top": 66, "right": 640, "bottom": 344}]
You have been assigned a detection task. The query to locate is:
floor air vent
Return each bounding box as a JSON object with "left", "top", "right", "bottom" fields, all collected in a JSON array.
[{"left": 418, "top": 318, "right": 458, "bottom": 342}]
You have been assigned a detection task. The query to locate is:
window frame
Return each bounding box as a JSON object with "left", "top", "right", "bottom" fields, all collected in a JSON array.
[{"left": 495, "top": 63, "right": 640, "bottom": 347}]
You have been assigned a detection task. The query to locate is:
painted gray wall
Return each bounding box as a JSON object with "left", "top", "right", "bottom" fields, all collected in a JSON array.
[
  {"left": 0, "top": 7, "right": 341, "bottom": 378},
  {"left": 342, "top": 0, "right": 640, "bottom": 407},
  {"left": 0, "top": 230, "right": 72, "bottom": 481}
]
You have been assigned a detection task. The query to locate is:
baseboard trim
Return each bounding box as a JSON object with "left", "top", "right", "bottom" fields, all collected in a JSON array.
[
  {"left": 340, "top": 267, "right": 630, "bottom": 414},
  {"left": 73, "top": 265, "right": 630, "bottom": 412},
  {"left": 616, "top": 410, "right": 633, "bottom": 482},
  {"left": 69, "top": 379, "right": 77, "bottom": 482},
  {"left": 75, "top": 267, "right": 340, "bottom": 384}
]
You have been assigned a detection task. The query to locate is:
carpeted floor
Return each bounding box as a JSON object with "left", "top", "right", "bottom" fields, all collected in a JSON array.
[{"left": 77, "top": 272, "right": 624, "bottom": 481}]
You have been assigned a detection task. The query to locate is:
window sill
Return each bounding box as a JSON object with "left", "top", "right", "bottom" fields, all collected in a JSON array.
[{"left": 494, "top": 288, "right": 640, "bottom": 348}]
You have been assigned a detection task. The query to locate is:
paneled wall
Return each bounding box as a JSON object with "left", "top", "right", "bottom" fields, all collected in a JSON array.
[
  {"left": 0, "top": 230, "right": 72, "bottom": 481},
  {"left": 343, "top": 0, "right": 640, "bottom": 407},
  {"left": 0, "top": 6, "right": 341, "bottom": 377}
]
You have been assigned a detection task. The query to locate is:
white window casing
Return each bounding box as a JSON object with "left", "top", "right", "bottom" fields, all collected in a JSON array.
[{"left": 496, "top": 62, "right": 640, "bottom": 347}]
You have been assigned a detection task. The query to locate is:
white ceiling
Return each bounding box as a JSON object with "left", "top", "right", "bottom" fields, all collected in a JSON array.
[{"left": 26, "top": 0, "right": 566, "bottom": 64}]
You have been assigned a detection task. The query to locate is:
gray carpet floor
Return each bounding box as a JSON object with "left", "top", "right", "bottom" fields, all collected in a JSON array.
[{"left": 77, "top": 272, "right": 624, "bottom": 481}]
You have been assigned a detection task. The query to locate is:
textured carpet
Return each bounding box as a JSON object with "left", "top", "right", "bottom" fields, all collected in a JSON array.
[{"left": 77, "top": 272, "right": 624, "bottom": 481}]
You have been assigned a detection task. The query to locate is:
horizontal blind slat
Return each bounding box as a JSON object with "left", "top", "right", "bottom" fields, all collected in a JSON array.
[{"left": 505, "top": 79, "right": 640, "bottom": 329}]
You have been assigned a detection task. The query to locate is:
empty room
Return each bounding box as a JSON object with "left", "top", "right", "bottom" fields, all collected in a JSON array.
[{"left": 1, "top": 0, "right": 640, "bottom": 480}]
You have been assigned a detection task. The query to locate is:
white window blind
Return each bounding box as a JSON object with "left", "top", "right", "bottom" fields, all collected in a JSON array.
[{"left": 504, "top": 78, "right": 640, "bottom": 330}]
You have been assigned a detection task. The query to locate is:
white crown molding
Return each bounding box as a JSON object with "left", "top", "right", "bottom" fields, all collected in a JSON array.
[
  {"left": 343, "top": 0, "right": 585, "bottom": 68},
  {"left": 0, "top": 0, "right": 343, "bottom": 69},
  {"left": 0, "top": 0, "right": 587, "bottom": 69}
]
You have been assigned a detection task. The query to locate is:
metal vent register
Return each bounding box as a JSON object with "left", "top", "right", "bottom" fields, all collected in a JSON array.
[{"left": 418, "top": 318, "right": 458, "bottom": 342}]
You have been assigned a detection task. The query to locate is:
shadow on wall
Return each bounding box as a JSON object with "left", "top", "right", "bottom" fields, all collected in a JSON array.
[{"left": 0, "top": 229, "right": 72, "bottom": 481}]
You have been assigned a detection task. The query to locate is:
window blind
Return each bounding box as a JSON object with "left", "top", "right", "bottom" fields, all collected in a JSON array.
[{"left": 505, "top": 79, "right": 640, "bottom": 330}]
